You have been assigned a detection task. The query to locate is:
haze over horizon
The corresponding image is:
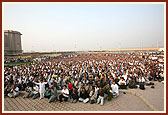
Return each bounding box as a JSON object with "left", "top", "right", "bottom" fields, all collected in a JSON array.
[{"left": 3, "top": 3, "right": 164, "bottom": 52}]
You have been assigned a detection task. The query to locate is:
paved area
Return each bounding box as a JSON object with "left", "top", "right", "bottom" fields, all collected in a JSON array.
[
  {"left": 128, "top": 81, "right": 164, "bottom": 111},
  {"left": 4, "top": 92, "right": 151, "bottom": 111},
  {"left": 3, "top": 81, "right": 164, "bottom": 111}
]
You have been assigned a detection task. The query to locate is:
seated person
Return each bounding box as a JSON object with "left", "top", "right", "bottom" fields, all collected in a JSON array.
[
  {"left": 79, "top": 87, "right": 89, "bottom": 103},
  {"left": 114, "top": 76, "right": 119, "bottom": 86},
  {"left": 85, "top": 83, "right": 92, "bottom": 94},
  {"left": 138, "top": 75, "right": 145, "bottom": 90},
  {"left": 4, "top": 83, "right": 11, "bottom": 97},
  {"left": 103, "top": 84, "right": 112, "bottom": 101},
  {"left": 150, "top": 70, "right": 155, "bottom": 81},
  {"left": 89, "top": 88, "right": 97, "bottom": 104},
  {"left": 94, "top": 84, "right": 99, "bottom": 94},
  {"left": 59, "top": 85, "right": 69, "bottom": 102},
  {"left": 29, "top": 84, "right": 40, "bottom": 99},
  {"left": 159, "top": 71, "right": 164, "bottom": 83},
  {"left": 77, "top": 83, "right": 84, "bottom": 96},
  {"left": 118, "top": 77, "right": 127, "bottom": 89},
  {"left": 111, "top": 81, "right": 119, "bottom": 97},
  {"left": 44, "top": 87, "right": 51, "bottom": 99},
  {"left": 128, "top": 77, "right": 137, "bottom": 89},
  {"left": 71, "top": 87, "right": 78, "bottom": 103},
  {"left": 48, "top": 83, "right": 58, "bottom": 103},
  {"left": 8, "top": 85, "right": 20, "bottom": 98},
  {"left": 68, "top": 82, "right": 73, "bottom": 98},
  {"left": 138, "top": 75, "right": 146, "bottom": 83},
  {"left": 97, "top": 80, "right": 104, "bottom": 88},
  {"left": 97, "top": 87, "right": 104, "bottom": 106},
  {"left": 155, "top": 72, "right": 161, "bottom": 82},
  {"left": 23, "top": 85, "right": 32, "bottom": 98}
]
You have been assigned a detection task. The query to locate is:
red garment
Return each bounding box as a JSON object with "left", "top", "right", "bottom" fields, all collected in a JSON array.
[
  {"left": 150, "top": 72, "right": 155, "bottom": 78},
  {"left": 68, "top": 84, "right": 73, "bottom": 90}
]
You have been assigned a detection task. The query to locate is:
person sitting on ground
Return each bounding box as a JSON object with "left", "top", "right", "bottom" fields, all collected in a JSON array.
[
  {"left": 111, "top": 81, "right": 119, "bottom": 98},
  {"left": 59, "top": 85, "right": 69, "bottom": 103},
  {"left": 150, "top": 70, "right": 155, "bottom": 81},
  {"left": 23, "top": 85, "right": 32, "bottom": 98},
  {"left": 159, "top": 71, "right": 164, "bottom": 83},
  {"left": 97, "top": 87, "right": 104, "bottom": 106},
  {"left": 48, "top": 83, "right": 58, "bottom": 103},
  {"left": 97, "top": 80, "right": 104, "bottom": 88},
  {"left": 85, "top": 83, "right": 92, "bottom": 94},
  {"left": 68, "top": 82, "right": 73, "bottom": 98},
  {"left": 114, "top": 76, "right": 119, "bottom": 85},
  {"left": 128, "top": 77, "right": 137, "bottom": 89},
  {"left": 78, "top": 83, "right": 84, "bottom": 96},
  {"left": 4, "top": 82, "right": 11, "bottom": 97},
  {"left": 103, "top": 84, "right": 112, "bottom": 101},
  {"left": 94, "top": 84, "right": 99, "bottom": 94},
  {"left": 118, "top": 77, "right": 127, "bottom": 89},
  {"left": 89, "top": 88, "right": 97, "bottom": 104},
  {"left": 79, "top": 87, "right": 89, "bottom": 103},
  {"left": 138, "top": 75, "right": 146, "bottom": 90},
  {"left": 71, "top": 87, "right": 78, "bottom": 103},
  {"left": 155, "top": 72, "right": 161, "bottom": 82},
  {"left": 29, "top": 84, "right": 40, "bottom": 99},
  {"left": 8, "top": 84, "right": 20, "bottom": 98},
  {"left": 44, "top": 87, "right": 51, "bottom": 99},
  {"left": 138, "top": 75, "right": 146, "bottom": 83}
]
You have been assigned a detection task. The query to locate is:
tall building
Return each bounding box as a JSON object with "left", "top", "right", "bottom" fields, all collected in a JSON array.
[{"left": 4, "top": 30, "right": 22, "bottom": 55}]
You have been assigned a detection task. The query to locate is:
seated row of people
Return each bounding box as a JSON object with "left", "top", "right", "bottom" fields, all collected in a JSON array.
[{"left": 59, "top": 81, "right": 119, "bottom": 106}]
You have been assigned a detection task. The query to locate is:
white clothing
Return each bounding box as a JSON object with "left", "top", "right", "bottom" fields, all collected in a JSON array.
[
  {"left": 33, "top": 86, "right": 39, "bottom": 94},
  {"left": 111, "top": 84, "right": 119, "bottom": 96},
  {"left": 48, "top": 79, "right": 53, "bottom": 86},
  {"left": 35, "top": 82, "right": 48, "bottom": 94},
  {"left": 61, "top": 88, "right": 69, "bottom": 97},
  {"left": 79, "top": 98, "right": 89, "bottom": 103},
  {"left": 139, "top": 77, "right": 145, "bottom": 82},
  {"left": 118, "top": 80, "right": 126, "bottom": 85},
  {"left": 95, "top": 87, "right": 99, "bottom": 93},
  {"left": 97, "top": 96, "right": 104, "bottom": 105},
  {"left": 15, "top": 87, "right": 19, "bottom": 92},
  {"left": 159, "top": 73, "right": 164, "bottom": 78},
  {"left": 122, "top": 74, "right": 127, "bottom": 81}
]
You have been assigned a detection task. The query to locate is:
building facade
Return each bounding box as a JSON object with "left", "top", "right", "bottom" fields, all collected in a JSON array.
[{"left": 4, "top": 30, "right": 22, "bottom": 55}]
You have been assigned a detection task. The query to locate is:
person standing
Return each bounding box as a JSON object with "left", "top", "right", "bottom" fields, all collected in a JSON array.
[{"left": 34, "top": 79, "right": 48, "bottom": 100}]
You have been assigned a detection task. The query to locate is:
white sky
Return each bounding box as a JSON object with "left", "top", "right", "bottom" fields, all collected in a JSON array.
[{"left": 3, "top": 3, "right": 164, "bottom": 52}]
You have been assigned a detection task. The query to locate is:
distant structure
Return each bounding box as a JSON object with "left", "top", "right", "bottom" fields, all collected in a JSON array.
[
  {"left": 4, "top": 30, "right": 22, "bottom": 55},
  {"left": 91, "top": 47, "right": 164, "bottom": 53}
]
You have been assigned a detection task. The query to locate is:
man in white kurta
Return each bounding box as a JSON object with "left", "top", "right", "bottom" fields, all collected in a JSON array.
[
  {"left": 34, "top": 79, "right": 48, "bottom": 99},
  {"left": 59, "top": 85, "right": 69, "bottom": 102},
  {"left": 111, "top": 81, "right": 119, "bottom": 97}
]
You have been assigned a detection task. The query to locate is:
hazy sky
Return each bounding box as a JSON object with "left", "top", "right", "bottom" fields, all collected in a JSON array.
[{"left": 3, "top": 3, "right": 164, "bottom": 52}]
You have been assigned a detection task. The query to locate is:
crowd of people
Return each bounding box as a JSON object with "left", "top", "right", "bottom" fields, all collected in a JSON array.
[
  {"left": 4, "top": 57, "right": 31, "bottom": 63},
  {"left": 4, "top": 52, "right": 164, "bottom": 105}
]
